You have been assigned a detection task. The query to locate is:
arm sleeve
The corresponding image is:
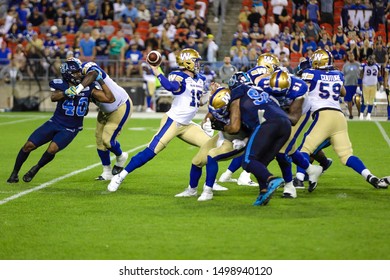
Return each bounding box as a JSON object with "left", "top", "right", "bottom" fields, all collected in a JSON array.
[{"left": 157, "top": 74, "right": 181, "bottom": 93}]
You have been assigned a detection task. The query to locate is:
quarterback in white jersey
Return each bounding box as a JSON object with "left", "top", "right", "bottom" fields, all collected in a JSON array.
[
  {"left": 65, "top": 58, "right": 133, "bottom": 180},
  {"left": 359, "top": 55, "right": 380, "bottom": 120},
  {"left": 107, "top": 48, "right": 211, "bottom": 193},
  {"left": 299, "top": 49, "right": 388, "bottom": 190}
]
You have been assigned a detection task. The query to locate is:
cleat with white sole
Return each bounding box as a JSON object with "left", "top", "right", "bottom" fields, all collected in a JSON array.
[
  {"left": 307, "top": 165, "right": 323, "bottom": 192},
  {"left": 112, "top": 152, "right": 128, "bottom": 175},
  {"left": 213, "top": 182, "right": 228, "bottom": 191},
  {"left": 198, "top": 185, "right": 213, "bottom": 201},
  {"left": 218, "top": 171, "right": 238, "bottom": 183},
  {"left": 175, "top": 186, "right": 197, "bottom": 197},
  {"left": 282, "top": 182, "right": 297, "bottom": 198},
  {"left": 107, "top": 174, "right": 125, "bottom": 192},
  {"left": 237, "top": 170, "right": 259, "bottom": 187}
]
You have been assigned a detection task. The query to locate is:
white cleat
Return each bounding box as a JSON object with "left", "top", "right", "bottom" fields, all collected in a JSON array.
[
  {"left": 282, "top": 182, "right": 297, "bottom": 198},
  {"left": 107, "top": 174, "right": 125, "bottom": 192},
  {"left": 112, "top": 152, "right": 128, "bottom": 175},
  {"left": 95, "top": 172, "right": 113, "bottom": 181},
  {"left": 359, "top": 114, "right": 364, "bottom": 120},
  {"left": 237, "top": 171, "right": 259, "bottom": 187},
  {"left": 198, "top": 185, "right": 213, "bottom": 201},
  {"left": 212, "top": 182, "right": 228, "bottom": 191},
  {"left": 366, "top": 115, "right": 371, "bottom": 120},
  {"left": 175, "top": 186, "right": 197, "bottom": 197},
  {"left": 218, "top": 171, "right": 238, "bottom": 183},
  {"left": 306, "top": 165, "right": 323, "bottom": 192}
]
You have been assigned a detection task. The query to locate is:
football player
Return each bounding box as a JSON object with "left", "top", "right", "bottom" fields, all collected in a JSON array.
[
  {"left": 65, "top": 57, "right": 133, "bottom": 180},
  {"left": 177, "top": 86, "right": 251, "bottom": 201},
  {"left": 359, "top": 55, "right": 380, "bottom": 120},
  {"left": 382, "top": 62, "right": 390, "bottom": 120},
  {"left": 299, "top": 49, "right": 388, "bottom": 189},
  {"left": 266, "top": 69, "right": 324, "bottom": 197},
  {"left": 208, "top": 72, "right": 293, "bottom": 206},
  {"left": 107, "top": 48, "right": 211, "bottom": 192},
  {"left": 7, "top": 60, "right": 115, "bottom": 183}
]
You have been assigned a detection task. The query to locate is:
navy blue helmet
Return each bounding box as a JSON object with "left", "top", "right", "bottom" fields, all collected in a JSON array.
[
  {"left": 228, "top": 71, "right": 253, "bottom": 90},
  {"left": 296, "top": 57, "right": 312, "bottom": 76},
  {"left": 60, "top": 60, "right": 82, "bottom": 85}
]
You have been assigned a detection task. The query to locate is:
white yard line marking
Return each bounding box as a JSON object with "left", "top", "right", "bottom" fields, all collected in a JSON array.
[
  {"left": 0, "top": 144, "right": 147, "bottom": 206},
  {"left": 0, "top": 116, "right": 47, "bottom": 126},
  {"left": 375, "top": 121, "right": 390, "bottom": 148}
]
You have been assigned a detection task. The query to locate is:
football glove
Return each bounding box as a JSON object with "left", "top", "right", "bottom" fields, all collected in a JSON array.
[
  {"left": 201, "top": 118, "right": 214, "bottom": 137},
  {"left": 64, "top": 86, "right": 77, "bottom": 99},
  {"left": 211, "top": 119, "right": 225, "bottom": 131},
  {"left": 232, "top": 138, "right": 248, "bottom": 150}
]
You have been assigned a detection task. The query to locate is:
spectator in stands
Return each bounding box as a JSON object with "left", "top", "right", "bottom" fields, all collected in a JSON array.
[
  {"left": 121, "top": 1, "right": 139, "bottom": 24},
  {"left": 79, "top": 32, "right": 95, "bottom": 61},
  {"left": 292, "top": 7, "right": 305, "bottom": 27},
  {"left": 359, "top": 39, "right": 374, "bottom": 62},
  {"left": 332, "top": 42, "right": 347, "bottom": 61},
  {"left": 158, "top": 22, "right": 176, "bottom": 43},
  {"left": 247, "top": 38, "right": 262, "bottom": 55},
  {"left": 278, "top": 26, "right": 292, "bottom": 46},
  {"left": 248, "top": 47, "right": 258, "bottom": 62},
  {"left": 292, "top": 0, "right": 305, "bottom": 13},
  {"left": 344, "top": 19, "right": 360, "bottom": 39},
  {"left": 319, "top": 0, "right": 333, "bottom": 25},
  {"left": 238, "top": 5, "right": 251, "bottom": 32},
  {"left": 274, "top": 40, "right": 290, "bottom": 58},
  {"left": 351, "top": 0, "right": 367, "bottom": 10},
  {"left": 233, "top": 24, "right": 250, "bottom": 45},
  {"left": 230, "top": 38, "right": 248, "bottom": 57},
  {"left": 333, "top": 25, "right": 349, "bottom": 49},
  {"left": 176, "top": 12, "right": 190, "bottom": 29},
  {"left": 213, "top": 0, "right": 227, "bottom": 23},
  {"left": 204, "top": 34, "right": 219, "bottom": 63},
  {"left": 279, "top": 6, "right": 291, "bottom": 30},
  {"left": 121, "top": 16, "right": 136, "bottom": 37},
  {"left": 0, "top": 41, "right": 11, "bottom": 67},
  {"left": 0, "top": 6, "right": 18, "bottom": 35},
  {"left": 232, "top": 48, "right": 250, "bottom": 71},
  {"left": 201, "top": 64, "right": 217, "bottom": 91},
  {"left": 150, "top": 11, "right": 163, "bottom": 28},
  {"left": 282, "top": 57, "right": 294, "bottom": 73},
  {"left": 129, "top": 32, "right": 145, "bottom": 51},
  {"left": 264, "top": 16, "right": 280, "bottom": 39},
  {"left": 17, "top": 1, "right": 30, "bottom": 29},
  {"left": 184, "top": 35, "right": 199, "bottom": 51},
  {"left": 114, "top": 0, "right": 126, "bottom": 21},
  {"left": 125, "top": 42, "right": 143, "bottom": 77},
  {"left": 359, "top": 21, "right": 375, "bottom": 42},
  {"left": 94, "top": 31, "right": 110, "bottom": 71},
  {"left": 28, "top": 7, "right": 44, "bottom": 27},
  {"left": 373, "top": 41, "right": 387, "bottom": 70},
  {"left": 249, "top": 23, "right": 264, "bottom": 43},
  {"left": 290, "top": 33, "right": 303, "bottom": 54},
  {"left": 271, "top": 0, "right": 288, "bottom": 25},
  {"left": 302, "top": 36, "right": 317, "bottom": 56},
  {"left": 72, "top": 8, "right": 84, "bottom": 28},
  {"left": 219, "top": 56, "right": 238, "bottom": 83},
  {"left": 167, "top": 41, "right": 180, "bottom": 71},
  {"left": 66, "top": 18, "right": 79, "bottom": 34},
  {"left": 347, "top": 39, "right": 360, "bottom": 62},
  {"left": 109, "top": 30, "right": 126, "bottom": 76},
  {"left": 306, "top": 0, "right": 320, "bottom": 23},
  {"left": 303, "top": 20, "right": 320, "bottom": 42},
  {"left": 101, "top": 0, "right": 114, "bottom": 20},
  {"left": 86, "top": 0, "right": 99, "bottom": 20},
  {"left": 6, "top": 23, "right": 23, "bottom": 46},
  {"left": 183, "top": 2, "right": 195, "bottom": 20},
  {"left": 253, "top": 0, "right": 266, "bottom": 16},
  {"left": 341, "top": 0, "right": 353, "bottom": 27},
  {"left": 247, "top": 6, "right": 263, "bottom": 29},
  {"left": 343, "top": 51, "right": 361, "bottom": 119},
  {"left": 144, "top": 32, "right": 160, "bottom": 50},
  {"left": 318, "top": 33, "right": 333, "bottom": 50},
  {"left": 79, "top": 19, "right": 93, "bottom": 34},
  {"left": 13, "top": 44, "right": 26, "bottom": 73},
  {"left": 138, "top": 3, "right": 151, "bottom": 22},
  {"left": 53, "top": 37, "right": 68, "bottom": 70},
  {"left": 55, "top": 17, "right": 67, "bottom": 35},
  {"left": 262, "top": 40, "right": 275, "bottom": 54}
]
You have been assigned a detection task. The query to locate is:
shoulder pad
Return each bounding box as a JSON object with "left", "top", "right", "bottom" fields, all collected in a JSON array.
[
  {"left": 168, "top": 73, "right": 184, "bottom": 83},
  {"left": 82, "top": 61, "right": 99, "bottom": 75},
  {"left": 49, "top": 79, "right": 69, "bottom": 91}
]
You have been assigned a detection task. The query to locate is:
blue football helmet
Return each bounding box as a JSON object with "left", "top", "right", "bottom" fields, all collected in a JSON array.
[
  {"left": 296, "top": 57, "right": 312, "bottom": 76},
  {"left": 228, "top": 71, "right": 252, "bottom": 90},
  {"left": 60, "top": 60, "right": 82, "bottom": 85}
]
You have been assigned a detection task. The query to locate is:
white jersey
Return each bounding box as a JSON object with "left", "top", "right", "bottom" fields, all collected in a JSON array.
[
  {"left": 302, "top": 68, "right": 345, "bottom": 113},
  {"left": 82, "top": 62, "right": 129, "bottom": 113},
  {"left": 165, "top": 71, "right": 206, "bottom": 125},
  {"left": 360, "top": 63, "right": 380, "bottom": 86}
]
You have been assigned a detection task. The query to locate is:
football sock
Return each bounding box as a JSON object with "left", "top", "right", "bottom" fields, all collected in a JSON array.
[
  {"left": 346, "top": 155, "right": 367, "bottom": 174},
  {"left": 360, "top": 104, "right": 366, "bottom": 114},
  {"left": 109, "top": 141, "right": 122, "bottom": 157},
  {"left": 227, "top": 155, "right": 243, "bottom": 173},
  {"left": 243, "top": 159, "right": 270, "bottom": 191},
  {"left": 205, "top": 156, "right": 218, "bottom": 187},
  {"left": 38, "top": 151, "right": 55, "bottom": 167},
  {"left": 387, "top": 105, "right": 390, "bottom": 119},
  {"left": 276, "top": 153, "right": 293, "bottom": 183},
  {"left": 13, "top": 148, "right": 30, "bottom": 172},
  {"left": 189, "top": 164, "right": 202, "bottom": 188},
  {"left": 146, "top": 96, "right": 152, "bottom": 108},
  {"left": 97, "top": 149, "right": 111, "bottom": 166},
  {"left": 124, "top": 148, "right": 156, "bottom": 173},
  {"left": 367, "top": 105, "right": 373, "bottom": 114},
  {"left": 291, "top": 150, "right": 310, "bottom": 170}
]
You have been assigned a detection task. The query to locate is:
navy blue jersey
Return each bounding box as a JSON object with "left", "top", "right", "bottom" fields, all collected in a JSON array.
[
  {"left": 49, "top": 79, "right": 93, "bottom": 130},
  {"left": 231, "top": 84, "right": 289, "bottom": 131}
]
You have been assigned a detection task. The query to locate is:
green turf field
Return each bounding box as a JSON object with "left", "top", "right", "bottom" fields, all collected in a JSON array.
[{"left": 0, "top": 112, "right": 389, "bottom": 260}]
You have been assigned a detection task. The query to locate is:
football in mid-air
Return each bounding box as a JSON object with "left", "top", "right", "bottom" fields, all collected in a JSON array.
[{"left": 146, "top": 50, "right": 162, "bottom": 66}]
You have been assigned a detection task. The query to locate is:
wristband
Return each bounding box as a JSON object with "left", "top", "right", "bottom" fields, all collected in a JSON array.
[{"left": 75, "top": 84, "right": 85, "bottom": 94}]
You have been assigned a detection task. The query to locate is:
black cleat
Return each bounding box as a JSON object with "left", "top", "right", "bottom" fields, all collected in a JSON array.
[
  {"left": 7, "top": 171, "right": 19, "bottom": 183},
  {"left": 367, "top": 175, "right": 388, "bottom": 189},
  {"left": 111, "top": 165, "right": 123, "bottom": 175},
  {"left": 293, "top": 177, "right": 304, "bottom": 189},
  {"left": 23, "top": 165, "right": 40, "bottom": 183}
]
